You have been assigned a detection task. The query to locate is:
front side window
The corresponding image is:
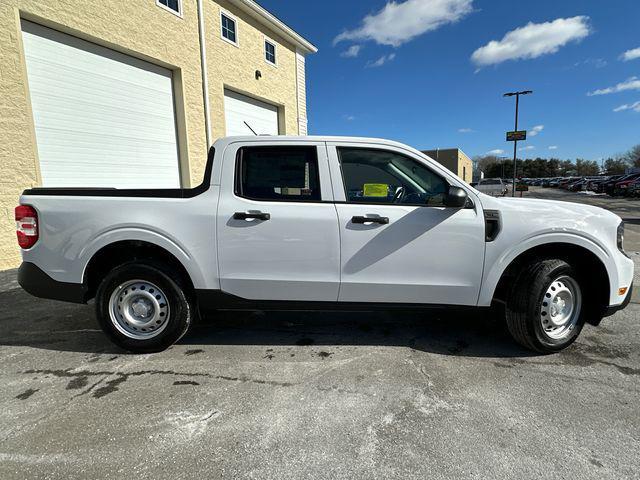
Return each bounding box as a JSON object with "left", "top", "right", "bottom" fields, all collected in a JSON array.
[
  {"left": 236, "top": 147, "right": 321, "bottom": 202},
  {"left": 157, "top": 0, "right": 181, "bottom": 16},
  {"left": 221, "top": 13, "right": 237, "bottom": 44},
  {"left": 338, "top": 148, "right": 448, "bottom": 206},
  {"left": 265, "top": 40, "right": 276, "bottom": 65}
]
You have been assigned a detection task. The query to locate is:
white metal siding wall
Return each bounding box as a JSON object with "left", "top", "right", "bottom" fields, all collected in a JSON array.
[
  {"left": 295, "top": 50, "right": 308, "bottom": 135},
  {"left": 21, "top": 21, "right": 181, "bottom": 188}
]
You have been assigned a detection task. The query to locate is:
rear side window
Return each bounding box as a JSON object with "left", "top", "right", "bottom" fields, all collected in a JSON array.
[{"left": 236, "top": 146, "right": 321, "bottom": 202}]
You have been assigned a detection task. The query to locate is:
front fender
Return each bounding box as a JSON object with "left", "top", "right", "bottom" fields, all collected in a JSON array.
[{"left": 478, "top": 232, "right": 615, "bottom": 307}]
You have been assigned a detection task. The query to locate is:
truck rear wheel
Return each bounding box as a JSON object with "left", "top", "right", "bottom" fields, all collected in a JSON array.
[
  {"left": 505, "top": 258, "right": 585, "bottom": 353},
  {"left": 95, "top": 262, "right": 193, "bottom": 353}
]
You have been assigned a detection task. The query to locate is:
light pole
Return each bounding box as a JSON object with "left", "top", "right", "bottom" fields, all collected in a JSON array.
[
  {"left": 500, "top": 156, "right": 509, "bottom": 180},
  {"left": 504, "top": 90, "right": 532, "bottom": 196}
]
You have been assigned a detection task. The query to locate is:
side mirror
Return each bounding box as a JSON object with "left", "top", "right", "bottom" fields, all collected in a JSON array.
[{"left": 444, "top": 186, "right": 468, "bottom": 208}]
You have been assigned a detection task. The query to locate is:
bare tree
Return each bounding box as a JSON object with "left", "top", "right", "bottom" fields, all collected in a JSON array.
[{"left": 624, "top": 145, "right": 640, "bottom": 167}]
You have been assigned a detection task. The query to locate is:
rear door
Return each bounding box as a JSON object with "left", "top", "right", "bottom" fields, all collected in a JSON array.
[
  {"left": 217, "top": 142, "right": 340, "bottom": 301},
  {"left": 328, "top": 143, "right": 485, "bottom": 306}
]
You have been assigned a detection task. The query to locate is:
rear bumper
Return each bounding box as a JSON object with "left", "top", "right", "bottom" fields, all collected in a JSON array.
[{"left": 18, "top": 262, "right": 87, "bottom": 304}]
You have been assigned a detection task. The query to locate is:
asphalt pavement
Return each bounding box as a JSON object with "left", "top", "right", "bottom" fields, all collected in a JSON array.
[{"left": 1, "top": 187, "right": 638, "bottom": 480}]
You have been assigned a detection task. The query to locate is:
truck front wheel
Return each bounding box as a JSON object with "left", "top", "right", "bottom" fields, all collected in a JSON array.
[
  {"left": 505, "top": 259, "right": 586, "bottom": 353},
  {"left": 95, "top": 262, "right": 193, "bottom": 353}
]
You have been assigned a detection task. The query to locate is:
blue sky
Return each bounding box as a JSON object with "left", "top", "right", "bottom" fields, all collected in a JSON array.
[{"left": 260, "top": 0, "right": 639, "bottom": 160}]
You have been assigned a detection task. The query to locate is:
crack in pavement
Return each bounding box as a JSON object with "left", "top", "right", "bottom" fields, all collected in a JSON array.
[{"left": 23, "top": 368, "right": 295, "bottom": 398}]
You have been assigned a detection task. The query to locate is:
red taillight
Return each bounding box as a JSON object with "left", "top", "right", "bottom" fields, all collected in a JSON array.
[{"left": 15, "top": 205, "right": 39, "bottom": 249}]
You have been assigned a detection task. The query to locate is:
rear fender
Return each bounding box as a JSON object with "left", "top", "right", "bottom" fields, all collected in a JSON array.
[{"left": 78, "top": 227, "right": 211, "bottom": 290}]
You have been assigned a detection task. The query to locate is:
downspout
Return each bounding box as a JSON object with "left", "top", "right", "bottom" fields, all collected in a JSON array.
[{"left": 197, "top": 0, "right": 212, "bottom": 147}]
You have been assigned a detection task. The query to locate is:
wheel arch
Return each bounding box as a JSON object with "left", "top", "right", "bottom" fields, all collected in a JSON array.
[
  {"left": 487, "top": 241, "right": 611, "bottom": 325},
  {"left": 82, "top": 240, "right": 196, "bottom": 302}
]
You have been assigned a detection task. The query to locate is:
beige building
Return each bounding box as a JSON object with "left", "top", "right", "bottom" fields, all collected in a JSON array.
[
  {"left": 0, "top": 0, "right": 316, "bottom": 271},
  {"left": 422, "top": 148, "right": 473, "bottom": 184}
]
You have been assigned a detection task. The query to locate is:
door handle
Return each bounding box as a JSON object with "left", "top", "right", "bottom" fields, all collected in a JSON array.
[
  {"left": 233, "top": 211, "right": 271, "bottom": 221},
  {"left": 351, "top": 215, "right": 389, "bottom": 225}
]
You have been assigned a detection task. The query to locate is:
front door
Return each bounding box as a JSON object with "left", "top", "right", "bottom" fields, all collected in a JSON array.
[
  {"left": 217, "top": 143, "right": 340, "bottom": 301},
  {"left": 328, "top": 144, "right": 485, "bottom": 306}
]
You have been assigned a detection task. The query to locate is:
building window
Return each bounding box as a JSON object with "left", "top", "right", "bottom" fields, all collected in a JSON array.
[
  {"left": 265, "top": 39, "right": 277, "bottom": 65},
  {"left": 156, "top": 0, "right": 182, "bottom": 17},
  {"left": 236, "top": 147, "right": 321, "bottom": 202},
  {"left": 221, "top": 12, "right": 238, "bottom": 45}
]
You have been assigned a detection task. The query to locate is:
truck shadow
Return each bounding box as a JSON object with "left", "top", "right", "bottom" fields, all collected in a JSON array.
[
  {"left": 343, "top": 208, "right": 456, "bottom": 274},
  {"left": 186, "top": 309, "right": 534, "bottom": 358},
  {"left": 0, "top": 288, "right": 535, "bottom": 358}
]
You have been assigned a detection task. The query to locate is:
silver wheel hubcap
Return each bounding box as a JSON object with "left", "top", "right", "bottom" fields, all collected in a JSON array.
[
  {"left": 540, "top": 275, "right": 581, "bottom": 340},
  {"left": 108, "top": 280, "right": 170, "bottom": 340}
]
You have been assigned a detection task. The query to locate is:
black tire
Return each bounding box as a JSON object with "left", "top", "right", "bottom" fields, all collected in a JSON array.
[
  {"left": 505, "top": 258, "right": 585, "bottom": 353},
  {"left": 95, "top": 262, "right": 193, "bottom": 353}
]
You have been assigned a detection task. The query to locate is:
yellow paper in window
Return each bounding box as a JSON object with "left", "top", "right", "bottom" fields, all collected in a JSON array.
[{"left": 363, "top": 183, "right": 388, "bottom": 197}]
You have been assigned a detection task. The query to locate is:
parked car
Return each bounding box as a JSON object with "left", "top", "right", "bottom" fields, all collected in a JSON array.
[
  {"left": 604, "top": 174, "right": 633, "bottom": 196},
  {"left": 544, "top": 177, "right": 563, "bottom": 188},
  {"left": 628, "top": 180, "right": 640, "bottom": 197},
  {"left": 476, "top": 178, "right": 508, "bottom": 196},
  {"left": 586, "top": 177, "right": 610, "bottom": 192},
  {"left": 548, "top": 178, "right": 563, "bottom": 187},
  {"left": 613, "top": 173, "right": 640, "bottom": 196},
  {"left": 567, "top": 179, "right": 587, "bottom": 192},
  {"left": 16, "top": 136, "right": 634, "bottom": 354},
  {"left": 622, "top": 177, "right": 640, "bottom": 197},
  {"left": 592, "top": 176, "right": 618, "bottom": 193}
]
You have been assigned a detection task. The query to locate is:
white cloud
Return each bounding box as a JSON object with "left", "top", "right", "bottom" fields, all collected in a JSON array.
[
  {"left": 588, "top": 77, "right": 640, "bottom": 96},
  {"left": 548, "top": 145, "right": 559, "bottom": 150},
  {"left": 366, "top": 53, "right": 396, "bottom": 68},
  {"left": 574, "top": 58, "right": 607, "bottom": 68},
  {"left": 528, "top": 125, "right": 544, "bottom": 137},
  {"left": 486, "top": 149, "right": 504, "bottom": 155},
  {"left": 471, "top": 16, "right": 591, "bottom": 67},
  {"left": 613, "top": 101, "right": 640, "bottom": 113},
  {"left": 620, "top": 47, "right": 640, "bottom": 62},
  {"left": 334, "top": 0, "right": 474, "bottom": 48},
  {"left": 343, "top": 114, "right": 357, "bottom": 121},
  {"left": 519, "top": 145, "right": 535, "bottom": 151},
  {"left": 458, "top": 128, "right": 474, "bottom": 133},
  {"left": 341, "top": 45, "right": 362, "bottom": 58}
]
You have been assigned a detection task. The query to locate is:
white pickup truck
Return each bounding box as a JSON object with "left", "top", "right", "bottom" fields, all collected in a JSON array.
[{"left": 17, "top": 136, "right": 634, "bottom": 354}]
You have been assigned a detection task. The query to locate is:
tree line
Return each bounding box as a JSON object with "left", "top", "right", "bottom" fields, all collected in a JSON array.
[{"left": 473, "top": 144, "right": 640, "bottom": 179}]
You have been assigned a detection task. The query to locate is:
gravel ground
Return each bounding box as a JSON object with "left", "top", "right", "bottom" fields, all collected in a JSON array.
[{"left": 0, "top": 188, "right": 638, "bottom": 480}]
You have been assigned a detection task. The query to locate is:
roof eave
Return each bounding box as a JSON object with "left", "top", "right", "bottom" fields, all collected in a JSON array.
[{"left": 229, "top": 0, "right": 318, "bottom": 54}]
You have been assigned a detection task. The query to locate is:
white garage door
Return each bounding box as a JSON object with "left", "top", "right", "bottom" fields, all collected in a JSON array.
[
  {"left": 224, "top": 89, "right": 279, "bottom": 136},
  {"left": 21, "top": 21, "right": 180, "bottom": 188}
]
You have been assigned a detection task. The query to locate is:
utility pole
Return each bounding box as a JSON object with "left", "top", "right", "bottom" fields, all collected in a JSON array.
[{"left": 504, "top": 90, "right": 532, "bottom": 196}]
